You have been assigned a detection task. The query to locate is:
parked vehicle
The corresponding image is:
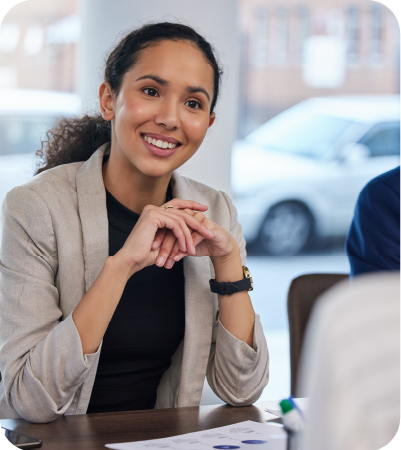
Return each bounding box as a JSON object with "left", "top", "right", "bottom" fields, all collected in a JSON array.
[
  {"left": 232, "top": 95, "right": 400, "bottom": 256},
  {"left": 0, "top": 89, "right": 81, "bottom": 233}
]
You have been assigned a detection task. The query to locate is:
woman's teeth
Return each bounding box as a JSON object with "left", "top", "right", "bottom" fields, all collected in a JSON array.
[{"left": 144, "top": 136, "right": 177, "bottom": 149}]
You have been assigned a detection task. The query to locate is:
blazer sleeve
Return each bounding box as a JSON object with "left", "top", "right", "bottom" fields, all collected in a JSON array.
[
  {"left": 346, "top": 178, "right": 400, "bottom": 277},
  {"left": 206, "top": 191, "right": 269, "bottom": 406},
  {"left": 0, "top": 186, "right": 100, "bottom": 423}
]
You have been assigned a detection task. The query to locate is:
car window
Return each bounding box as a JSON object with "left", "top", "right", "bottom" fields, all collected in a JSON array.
[
  {"left": 0, "top": 115, "right": 56, "bottom": 156},
  {"left": 359, "top": 122, "right": 400, "bottom": 157},
  {"left": 245, "top": 112, "right": 353, "bottom": 158}
]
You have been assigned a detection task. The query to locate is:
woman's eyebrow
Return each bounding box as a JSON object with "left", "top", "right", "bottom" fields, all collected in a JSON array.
[
  {"left": 135, "top": 74, "right": 168, "bottom": 85},
  {"left": 186, "top": 86, "right": 210, "bottom": 103},
  {"left": 135, "top": 74, "right": 211, "bottom": 103}
]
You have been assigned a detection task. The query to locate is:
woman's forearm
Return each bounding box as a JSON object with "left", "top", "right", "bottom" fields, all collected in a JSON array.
[
  {"left": 211, "top": 245, "right": 255, "bottom": 347},
  {"left": 72, "top": 256, "right": 129, "bottom": 355}
]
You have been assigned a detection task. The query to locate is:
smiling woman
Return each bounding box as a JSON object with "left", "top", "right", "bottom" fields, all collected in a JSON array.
[{"left": 0, "top": 22, "right": 269, "bottom": 423}]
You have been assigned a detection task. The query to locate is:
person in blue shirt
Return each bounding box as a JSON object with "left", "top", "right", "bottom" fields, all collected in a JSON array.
[{"left": 346, "top": 166, "right": 400, "bottom": 277}]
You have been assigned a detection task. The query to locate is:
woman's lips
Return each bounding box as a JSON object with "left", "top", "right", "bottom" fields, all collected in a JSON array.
[{"left": 142, "top": 135, "right": 180, "bottom": 157}]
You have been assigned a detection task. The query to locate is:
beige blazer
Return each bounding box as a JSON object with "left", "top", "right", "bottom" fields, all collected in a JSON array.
[{"left": 0, "top": 144, "right": 269, "bottom": 423}]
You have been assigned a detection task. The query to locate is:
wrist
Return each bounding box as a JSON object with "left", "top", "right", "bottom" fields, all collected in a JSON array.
[
  {"left": 105, "top": 254, "right": 136, "bottom": 282},
  {"left": 211, "top": 240, "right": 243, "bottom": 283},
  {"left": 210, "top": 237, "right": 240, "bottom": 267}
]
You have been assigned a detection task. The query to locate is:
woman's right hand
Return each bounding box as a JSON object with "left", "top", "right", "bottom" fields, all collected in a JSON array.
[{"left": 114, "top": 199, "right": 214, "bottom": 279}]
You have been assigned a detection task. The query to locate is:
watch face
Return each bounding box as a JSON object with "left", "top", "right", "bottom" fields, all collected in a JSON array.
[{"left": 243, "top": 266, "right": 254, "bottom": 291}]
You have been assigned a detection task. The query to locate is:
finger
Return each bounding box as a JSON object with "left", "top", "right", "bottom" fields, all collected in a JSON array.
[
  {"left": 156, "top": 231, "right": 177, "bottom": 267},
  {"left": 164, "top": 258, "right": 175, "bottom": 270},
  {"left": 168, "top": 209, "right": 214, "bottom": 239},
  {"left": 156, "top": 210, "right": 195, "bottom": 254},
  {"left": 152, "top": 228, "right": 167, "bottom": 250},
  {"left": 147, "top": 206, "right": 204, "bottom": 256},
  {"left": 164, "top": 199, "right": 209, "bottom": 212},
  {"left": 168, "top": 240, "right": 182, "bottom": 262},
  {"left": 173, "top": 231, "right": 204, "bottom": 261}
]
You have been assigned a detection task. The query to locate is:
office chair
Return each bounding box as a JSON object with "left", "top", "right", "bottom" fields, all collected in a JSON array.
[{"left": 288, "top": 273, "right": 349, "bottom": 396}]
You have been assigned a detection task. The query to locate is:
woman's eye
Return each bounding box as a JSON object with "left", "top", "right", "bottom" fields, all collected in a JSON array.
[
  {"left": 143, "top": 88, "right": 159, "bottom": 97},
  {"left": 186, "top": 100, "right": 202, "bottom": 110}
]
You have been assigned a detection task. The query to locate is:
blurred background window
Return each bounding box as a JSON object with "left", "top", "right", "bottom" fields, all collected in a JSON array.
[
  {"left": 0, "top": 0, "right": 399, "bottom": 405},
  {"left": 277, "top": 6, "right": 288, "bottom": 65},
  {"left": 371, "top": 3, "right": 384, "bottom": 65},
  {"left": 297, "top": 5, "right": 309, "bottom": 64},
  {"left": 0, "top": 0, "right": 81, "bottom": 234},
  {"left": 252, "top": 8, "right": 269, "bottom": 66},
  {"left": 347, "top": 5, "right": 360, "bottom": 65}
]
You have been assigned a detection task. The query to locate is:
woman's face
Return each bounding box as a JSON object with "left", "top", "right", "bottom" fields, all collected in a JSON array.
[{"left": 100, "top": 40, "right": 216, "bottom": 178}]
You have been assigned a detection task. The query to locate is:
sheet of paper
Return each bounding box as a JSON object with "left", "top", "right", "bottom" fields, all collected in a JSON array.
[{"left": 105, "top": 420, "right": 286, "bottom": 450}]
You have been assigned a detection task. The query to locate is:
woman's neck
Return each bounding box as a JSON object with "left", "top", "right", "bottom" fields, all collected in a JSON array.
[{"left": 102, "top": 150, "right": 171, "bottom": 214}]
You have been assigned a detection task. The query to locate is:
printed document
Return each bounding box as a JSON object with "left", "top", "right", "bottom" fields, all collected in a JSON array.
[{"left": 106, "top": 420, "right": 286, "bottom": 450}]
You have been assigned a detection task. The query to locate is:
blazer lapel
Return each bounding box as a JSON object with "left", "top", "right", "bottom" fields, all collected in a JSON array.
[
  {"left": 76, "top": 144, "right": 110, "bottom": 291},
  {"left": 171, "top": 172, "right": 215, "bottom": 406}
]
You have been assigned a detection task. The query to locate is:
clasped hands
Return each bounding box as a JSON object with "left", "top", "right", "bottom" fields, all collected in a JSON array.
[{"left": 116, "top": 199, "right": 239, "bottom": 279}]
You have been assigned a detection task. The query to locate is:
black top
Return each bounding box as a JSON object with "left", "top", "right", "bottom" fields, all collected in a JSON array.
[{"left": 87, "top": 184, "right": 185, "bottom": 413}]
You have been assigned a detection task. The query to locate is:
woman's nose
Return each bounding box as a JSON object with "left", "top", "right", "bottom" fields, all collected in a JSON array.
[{"left": 154, "top": 98, "right": 180, "bottom": 130}]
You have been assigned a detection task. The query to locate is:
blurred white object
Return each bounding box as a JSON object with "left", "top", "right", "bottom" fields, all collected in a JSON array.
[
  {"left": 23, "top": 24, "right": 44, "bottom": 56},
  {"left": 232, "top": 95, "right": 400, "bottom": 255},
  {"left": 299, "top": 273, "right": 400, "bottom": 450},
  {"left": 0, "top": 22, "right": 20, "bottom": 53},
  {"left": 0, "top": 89, "right": 81, "bottom": 231},
  {"left": 47, "top": 15, "right": 81, "bottom": 45},
  {"left": 0, "top": 66, "right": 17, "bottom": 88},
  {"left": 303, "top": 36, "right": 346, "bottom": 88}
]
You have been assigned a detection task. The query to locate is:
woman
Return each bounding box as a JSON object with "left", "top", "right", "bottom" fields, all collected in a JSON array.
[{"left": 0, "top": 23, "right": 269, "bottom": 423}]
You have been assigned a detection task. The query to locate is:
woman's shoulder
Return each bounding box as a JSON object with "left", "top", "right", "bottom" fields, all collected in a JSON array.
[
  {"left": 4, "top": 161, "right": 85, "bottom": 212},
  {"left": 172, "top": 172, "right": 230, "bottom": 202},
  {"left": 172, "top": 172, "right": 236, "bottom": 223},
  {"left": 25, "top": 161, "right": 84, "bottom": 191}
]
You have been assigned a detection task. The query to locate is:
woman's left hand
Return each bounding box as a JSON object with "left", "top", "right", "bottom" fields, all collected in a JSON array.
[{"left": 153, "top": 209, "right": 238, "bottom": 267}]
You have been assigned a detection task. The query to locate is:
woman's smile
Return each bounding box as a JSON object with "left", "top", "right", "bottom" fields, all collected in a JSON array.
[{"left": 141, "top": 132, "right": 182, "bottom": 158}]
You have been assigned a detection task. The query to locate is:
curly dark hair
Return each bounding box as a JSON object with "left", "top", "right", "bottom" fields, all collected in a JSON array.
[{"left": 35, "top": 22, "right": 223, "bottom": 175}]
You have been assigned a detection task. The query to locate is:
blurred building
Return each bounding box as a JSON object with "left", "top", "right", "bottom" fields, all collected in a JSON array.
[
  {"left": 0, "top": 0, "right": 80, "bottom": 92},
  {"left": 239, "top": 0, "right": 400, "bottom": 136}
]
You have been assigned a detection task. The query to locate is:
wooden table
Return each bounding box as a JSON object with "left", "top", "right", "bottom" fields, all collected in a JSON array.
[{"left": 0, "top": 401, "right": 283, "bottom": 450}]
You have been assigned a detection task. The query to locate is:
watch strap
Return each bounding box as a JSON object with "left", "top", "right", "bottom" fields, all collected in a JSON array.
[{"left": 209, "top": 277, "right": 252, "bottom": 296}]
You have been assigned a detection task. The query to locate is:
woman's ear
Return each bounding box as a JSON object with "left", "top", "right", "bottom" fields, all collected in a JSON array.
[
  {"left": 208, "top": 112, "right": 216, "bottom": 128},
  {"left": 99, "top": 82, "right": 115, "bottom": 120}
]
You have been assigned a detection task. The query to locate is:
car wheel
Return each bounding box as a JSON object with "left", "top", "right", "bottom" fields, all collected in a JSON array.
[{"left": 258, "top": 202, "right": 312, "bottom": 256}]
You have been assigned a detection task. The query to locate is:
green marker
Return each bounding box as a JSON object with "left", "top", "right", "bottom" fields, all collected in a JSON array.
[{"left": 280, "top": 398, "right": 304, "bottom": 433}]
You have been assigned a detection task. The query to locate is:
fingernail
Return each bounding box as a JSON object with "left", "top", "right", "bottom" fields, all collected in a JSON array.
[
  {"left": 173, "top": 255, "right": 181, "bottom": 261},
  {"left": 156, "top": 256, "right": 164, "bottom": 266},
  {"left": 151, "top": 240, "right": 158, "bottom": 248},
  {"left": 192, "top": 246, "right": 196, "bottom": 254},
  {"left": 165, "top": 258, "right": 173, "bottom": 268}
]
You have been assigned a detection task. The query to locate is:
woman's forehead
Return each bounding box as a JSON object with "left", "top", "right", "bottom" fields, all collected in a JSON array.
[{"left": 127, "top": 40, "right": 214, "bottom": 93}]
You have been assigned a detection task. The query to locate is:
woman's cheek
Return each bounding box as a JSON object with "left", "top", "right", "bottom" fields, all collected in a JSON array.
[
  {"left": 188, "top": 116, "right": 210, "bottom": 147},
  {"left": 124, "top": 101, "right": 154, "bottom": 126}
]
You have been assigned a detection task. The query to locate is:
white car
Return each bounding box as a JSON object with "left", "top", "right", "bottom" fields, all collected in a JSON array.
[
  {"left": 0, "top": 89, "right": 81, "bottom": 237},
  {"left": 232, "top": 95, "right": 400, "bottom": 256}
]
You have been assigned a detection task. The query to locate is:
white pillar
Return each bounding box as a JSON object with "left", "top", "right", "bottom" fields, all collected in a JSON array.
[{"left": 79, "top": 0, "right": 239, "bottom": 194}]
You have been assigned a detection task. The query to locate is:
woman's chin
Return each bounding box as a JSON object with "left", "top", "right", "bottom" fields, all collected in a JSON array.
[{"left": 135, "top": 160, "right": 177, "bottom": 179}]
